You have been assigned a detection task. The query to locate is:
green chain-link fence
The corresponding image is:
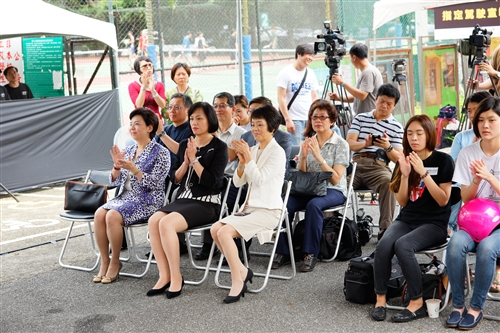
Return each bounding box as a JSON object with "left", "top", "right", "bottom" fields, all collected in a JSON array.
[{"left": 45, "top": 0, "right": 423, "bottom": 119}]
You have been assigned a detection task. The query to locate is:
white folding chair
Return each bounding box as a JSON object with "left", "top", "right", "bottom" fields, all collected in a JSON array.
[
  {"left": 290, "top": 162, "right": 358, "bottom": 263},
  {"left": 180, "top": 176, "right": 232, "bottom": 285},
  {"left": 58, "top": 170, "right": 114, "bottom": 271},
  {"left": 119, "top": 175, "right": 172, "bottom": 278},
  {"left": 386, "top": 239, "right": 451, "bottom": 313},
  {"left": 214, "top": 180, "right": 296, "bottom": 293}
]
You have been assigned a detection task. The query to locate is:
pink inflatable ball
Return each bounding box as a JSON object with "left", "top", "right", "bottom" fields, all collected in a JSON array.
[{"left": 458, "top": 198, "right": 500, "bottom": 242}]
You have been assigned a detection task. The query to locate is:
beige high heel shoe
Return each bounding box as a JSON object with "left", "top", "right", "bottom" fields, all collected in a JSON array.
[{"left": 101, "top": 262, "right": 123, "bottom": 284}]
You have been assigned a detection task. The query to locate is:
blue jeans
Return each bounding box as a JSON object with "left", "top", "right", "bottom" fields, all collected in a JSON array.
[
  {"left": 276, "top": 188, "right": 346, "bottom": 257},
  {"left": 446, "top": 228, "right": 500, "bottom": 311},
  {"left": 290, "top": 120, "right": 306, "bottom": 146},
  {"left": 374, "top": 220, "right": 447, "bottom": 299}
]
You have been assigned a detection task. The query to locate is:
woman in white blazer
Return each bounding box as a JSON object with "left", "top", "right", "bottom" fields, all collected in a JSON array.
[{"left": 211, "top": 105, "right": 286, "bottom": 304}]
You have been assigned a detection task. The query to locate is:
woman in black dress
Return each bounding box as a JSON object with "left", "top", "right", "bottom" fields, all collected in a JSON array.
[{"left": 147, "top": 102, "right": 228, "bottom": 299}]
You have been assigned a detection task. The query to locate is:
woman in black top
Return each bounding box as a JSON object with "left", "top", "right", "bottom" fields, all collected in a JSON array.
[
  {"left": 147, "top": 102, "right": 228, "bottom": 299},
  {"left": 371, "top": 114, "right": 454, "bottom": 323}
]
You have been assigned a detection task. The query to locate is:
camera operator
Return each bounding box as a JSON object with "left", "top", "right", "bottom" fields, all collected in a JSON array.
[
  {"left": 470, "top": 45, "right": 500, "bottom": 95},
  {"left": 329, "top": 43, "right": 383, "bottom": 115}
]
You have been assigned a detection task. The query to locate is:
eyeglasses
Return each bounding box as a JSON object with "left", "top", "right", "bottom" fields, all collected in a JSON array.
[
  {"left": 168, "top": 105, "right": 183, "bottom": 111},
  {"left": 213, "top": 103, "right": 231, "bottom": 109},
  {"left": 311, "top": 115, "right": 330, "bottom": 121},
  {"left": 140, "top": 63, "right": 153, "bottom": 69}
]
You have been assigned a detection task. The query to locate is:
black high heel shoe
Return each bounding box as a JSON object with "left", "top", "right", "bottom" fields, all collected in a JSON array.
[
  {"left": 223, "top": 283, "right": 248, "bottom": 304},
  {"left": 146, "top": 282, "right": 170, "bottom": 296},
  {"left": 244, "top": 268, "right": 253, "bottom": 284},
  {"left": 166, "top": 278, "right": 185, "bottom": 299}
]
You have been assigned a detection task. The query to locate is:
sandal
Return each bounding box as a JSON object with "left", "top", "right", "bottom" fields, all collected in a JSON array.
[{"left": 490, "top": 272, "right": 500, "bottom": 293}]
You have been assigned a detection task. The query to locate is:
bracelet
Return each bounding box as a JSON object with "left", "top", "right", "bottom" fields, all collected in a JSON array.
[
  {"left": 386, "top": 145, "right": 394, "bottom": 153},
  {"left": 472, "top": 177, "right": 480, "bottom": 185},
  {"left": 141, "top": 87, "right": 147, "bottom": 92},
  {"left": 133, "top": 169, "right": 141, "bottom": 176},
  {"left": 340, "top": 82, "right": 345, "bottom": 88},
  {"left": 113, "top": 166, "right": 120, "bottom": 171},
  {"left": 190, "top": 156, "right": 200, "bottom": 166},
  {"left": 420, "top": 171, "right": 429, "bottom": 180},
  {"left": 237, "top": 165, "right": 245, "bottom": 169},
  {"left": 153, "top": 94, "right": 159, "bottom": 98}
]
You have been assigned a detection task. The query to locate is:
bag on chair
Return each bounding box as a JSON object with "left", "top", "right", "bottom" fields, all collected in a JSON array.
[
  {"left": 289, "top": 171, "right": 333, "bottom": 197},
  {"left": 402, "top": 256, "right": 448, "bottom": 306},
  {"left": 64, "top": 181, "right": 108, "bottom": 212},
  {"left": 344, "top": 252, "right": 406, "bottom": 304}
]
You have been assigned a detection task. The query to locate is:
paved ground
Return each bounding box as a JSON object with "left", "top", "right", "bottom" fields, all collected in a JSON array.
[{"left": 1, "top": 186, "right": 499, "bottom": 332}]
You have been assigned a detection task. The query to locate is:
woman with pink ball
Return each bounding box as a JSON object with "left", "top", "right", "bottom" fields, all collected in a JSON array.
[{"left": 446, "top": 96, "right": 500, "bottom": 330}]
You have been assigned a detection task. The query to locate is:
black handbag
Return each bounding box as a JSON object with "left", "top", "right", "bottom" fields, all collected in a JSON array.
[
  {"left": 64, "top": 181, "right": 108, "bottom": 212},
  {"left": 289, "top": 170, "right": 332, "bottom": 196}
]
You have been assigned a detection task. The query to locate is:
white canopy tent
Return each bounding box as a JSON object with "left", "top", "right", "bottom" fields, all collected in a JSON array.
[
  {"left": 373, "top": 0, "right": 485, "bottom": 31},
  {"left": 0, "top": 0, "right": 118, "bottom": 50}
]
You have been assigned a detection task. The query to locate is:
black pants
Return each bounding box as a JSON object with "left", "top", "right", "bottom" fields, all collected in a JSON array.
[{"left": 373, "top": 220, "right": 447, "bottom": 300}]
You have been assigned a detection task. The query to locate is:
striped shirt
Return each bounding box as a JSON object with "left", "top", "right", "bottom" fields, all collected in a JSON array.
[{"left": 348, "top": 110, "right": 404, "bottom": 157}]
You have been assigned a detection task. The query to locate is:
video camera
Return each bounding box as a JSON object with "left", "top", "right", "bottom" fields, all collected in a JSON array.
[
  {"left": 392, "top": 58, "right": 407, "bottom": 84},
  {"left": 314, "top": 21, "right": 346, "bottom": 74},
  {"left": 468, "top": 24, "right": 493, "bottom": 66}
]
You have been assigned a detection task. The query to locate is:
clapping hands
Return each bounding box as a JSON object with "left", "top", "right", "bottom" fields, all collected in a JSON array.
[{"left": 232, "top": 139, "right": 251, "bottom": 165}]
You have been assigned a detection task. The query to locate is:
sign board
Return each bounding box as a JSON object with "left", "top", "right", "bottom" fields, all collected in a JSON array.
[
  {"left": 260, "top": 12, "right": 270, "bottom": 28},
  {"left": 22, "top": 37, "right": 64, "bottom": 98},
  {"left": 434, "top": 0, "right": 500, "bottom": 40},
  {"left": 0, "top": 37, "right": 24, "bottom": 84}
]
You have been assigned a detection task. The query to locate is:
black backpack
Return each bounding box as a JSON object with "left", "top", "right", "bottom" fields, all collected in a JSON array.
[{"left": 293, "top": 213, "right": 361, "bottom": 261}]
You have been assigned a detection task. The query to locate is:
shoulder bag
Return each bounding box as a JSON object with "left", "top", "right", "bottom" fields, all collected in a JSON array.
[
  {"left": 64, "top": 181, "right": 108, "bottom": 212},
  {"left": 279, "top": 68, "right": 308, "bottom": 125},
  {"left": 289, "top": 170, "right": 332, "bottom": 196}
]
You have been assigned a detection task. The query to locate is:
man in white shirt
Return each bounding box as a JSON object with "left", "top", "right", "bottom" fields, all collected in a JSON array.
[{"left": 277, "top": 43, "right": 319, "bottom": 145}]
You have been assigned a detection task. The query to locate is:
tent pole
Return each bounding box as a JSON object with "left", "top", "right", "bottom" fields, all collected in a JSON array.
[{"left": 373, "top": 29, "right": 377, "bottom": 65}]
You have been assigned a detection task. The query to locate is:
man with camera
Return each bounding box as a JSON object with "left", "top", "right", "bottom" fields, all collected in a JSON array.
[
  {"left": 277, "top": 43, "right": 319, "bottom": 145},
  {"left": 346, "top": 83, "right": 404, "bottom": 239},
  {"left": 329, "top": 43, "right": 383, "bottom": 115}
]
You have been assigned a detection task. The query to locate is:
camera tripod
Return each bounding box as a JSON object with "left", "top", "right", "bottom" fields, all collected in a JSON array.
[
  {"left": 459, "top": 56, "right": 500, "bottom": 132},
  {"left": 391, "top": 71, "right": 412, "bottom": 126},
  {"left": 321, "top": 69, "right": 353, "bottom": 139}
]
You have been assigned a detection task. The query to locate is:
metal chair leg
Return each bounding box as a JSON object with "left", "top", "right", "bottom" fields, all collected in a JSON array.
[{"left": 58, "top": 220, "right": 100, "bottom": 272}]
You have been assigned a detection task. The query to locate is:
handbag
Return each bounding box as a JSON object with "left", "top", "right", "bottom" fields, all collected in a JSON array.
[
  {"left": 64, "top": 181, "right": 108, "bottom": 212},
  {"left": 289, "top": 170, "right": 332, "bottom": 196}
]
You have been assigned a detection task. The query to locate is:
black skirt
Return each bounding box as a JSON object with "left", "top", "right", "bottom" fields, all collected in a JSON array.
[{"left": 157, "top": 198, "right": 220, "bottom": 228}]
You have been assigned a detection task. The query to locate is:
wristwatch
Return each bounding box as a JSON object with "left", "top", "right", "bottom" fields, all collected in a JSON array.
[
  {"left": 158, "top": 130, "right": 166, "bottom": 138},
  {"left": 386, "top": 145, "right": 394, "bottom": 153},
  {"left": 321, "top": 160, "right": 327, "bottom": 165},
  {"left": 141, "top": 87, "right": 147, "bottom": 92}
]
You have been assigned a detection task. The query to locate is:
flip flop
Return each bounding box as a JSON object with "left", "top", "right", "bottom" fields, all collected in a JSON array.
[{"left": 489, "top": 272, "right": 500, "bottom": 293}]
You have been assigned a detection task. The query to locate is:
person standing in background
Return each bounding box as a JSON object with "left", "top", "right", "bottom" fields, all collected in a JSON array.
[
  {"left": 3, "top": 66, "right": 34, "bottom": 100},
  {"left": 329, "top": 43, "right": 383, "bottom": 115}
]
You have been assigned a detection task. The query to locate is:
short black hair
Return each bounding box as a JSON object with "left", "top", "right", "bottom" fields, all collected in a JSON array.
[
  {"left": 377, "top": 83, "right": 400, "bottom": 105},
  {"left": 249, "top": 96, "right": 273, "bottom": 107},
  {"left": 3, "top": 66, "right": 18, "bottom": 77},
  {"left": 250, "top": 105, "right": 281, "bottom": 134},
  {"left": 213, "top": 92, "right": 235, "bottom": 106},
  {"left": 188, "top": 102, "right": 219, "bottom": 133},
  {"left": 171, "top": 63, "right": 191, "bottom": 81},
  {"left": 349, "top": 43, "right": 368, "bottom": 60},
  {"left": 169, "top": 93, "right": 193, "bottom": 109},
  {"left": 133, "top": 56, "right": 153, "bottom": 75},
  {"left": 466, "top": 91, "right": 491, "bottom": 105},
  {"left": 234, "top": 95, "right": 249, "bottom": 108},
  {"left": 472, "top": 96, "right": 500, "bottom": 138},
  {"left": 295, "top": 43, "right": 314, "bottom": 59},
  {"left": 129, "top": 107, "right": 159, "bottom": 140}
]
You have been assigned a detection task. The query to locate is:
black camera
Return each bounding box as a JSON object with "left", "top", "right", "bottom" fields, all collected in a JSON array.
[
  {"left": 314, "top": 21, "right": 346, "bottom": 74},
  {"left": 392, "top": 58, "right": 407, "bottom": 84},
  {"left": 468, "top": 24, "right": 492, "bottom": 66}
]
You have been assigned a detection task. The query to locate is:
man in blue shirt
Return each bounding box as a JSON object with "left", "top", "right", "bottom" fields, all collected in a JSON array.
[
  {"left": 175, "top": 32, "right": 193, "bottom": 65},
  {"left": 156, "top": 93, "right": 194, "bottom": 176}
]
